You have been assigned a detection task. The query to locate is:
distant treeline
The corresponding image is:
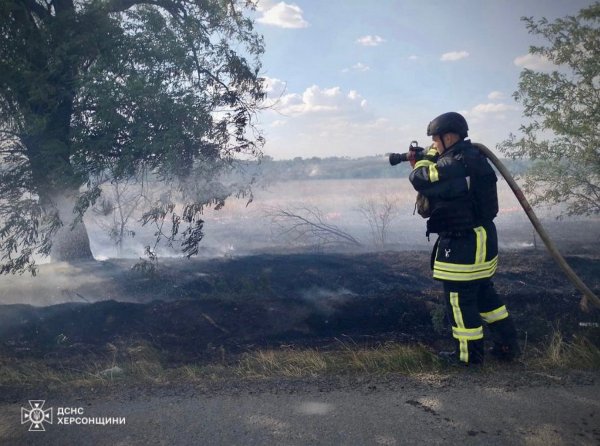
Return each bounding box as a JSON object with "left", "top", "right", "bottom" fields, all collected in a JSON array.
[{"left": 250, "top": 155, "right": 532, "bottom": 182}]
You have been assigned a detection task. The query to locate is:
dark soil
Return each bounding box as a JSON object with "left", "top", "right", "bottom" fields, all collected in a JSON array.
[{"left": 1, "top": 247, "right": 599, "bottom": 368}]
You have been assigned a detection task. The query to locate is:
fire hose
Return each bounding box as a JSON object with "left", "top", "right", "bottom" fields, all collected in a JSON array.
[
  {"left": 389, "top": 142, "right": 599, "bottom": 311},
  {"left": 472, "top": 143, "right": 599, "bottom": 311}
]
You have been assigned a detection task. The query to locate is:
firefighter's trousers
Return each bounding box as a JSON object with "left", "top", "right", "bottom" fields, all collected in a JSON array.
[{"left": 443, "top": 279, "right": 518, "bottom": 364}]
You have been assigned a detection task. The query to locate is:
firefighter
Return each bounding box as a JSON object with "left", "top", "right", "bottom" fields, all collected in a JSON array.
[{"left": 409, "top": 112, "right": 520, "bottom": 365}]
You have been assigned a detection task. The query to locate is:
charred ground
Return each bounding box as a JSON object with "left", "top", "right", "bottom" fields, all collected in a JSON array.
[{"left": 1, "top": 246, "right": 599, "bottom": 373}]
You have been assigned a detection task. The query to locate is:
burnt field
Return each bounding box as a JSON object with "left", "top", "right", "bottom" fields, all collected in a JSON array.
[{"left": 1, "top": 246, "right": 599, "bottom": 367}]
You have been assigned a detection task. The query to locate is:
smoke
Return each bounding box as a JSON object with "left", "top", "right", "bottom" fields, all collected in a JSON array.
[
  {"left": 7, "top": 178, "right": 598, "bottom": 308},
  {"left": 0, "top": 260, "right": 129, "bottom": 306},
  {"left": 300, "top": 287, "right": 357, "bottom": 316},
  {"left": 78, "top": 178, "right": 599, "bottom": 260}
]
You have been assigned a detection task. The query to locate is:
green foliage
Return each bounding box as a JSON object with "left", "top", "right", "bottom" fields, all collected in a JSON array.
[
  {"left": 429, "top": 303, "right": 447, "bottom": 335},
  {"left": 132, "top": 246, "right": 159, "bottom": 278},
  {"left": 498, "top": 3, "right": 600, "bottom": 216},
  {"left": 0, "top": 0, "right": 266, "bottom": 272}
]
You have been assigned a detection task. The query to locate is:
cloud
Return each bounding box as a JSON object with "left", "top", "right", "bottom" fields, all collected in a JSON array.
[
  {"left": 257, "top": 2, "right": 309, "bottom": 28},
  {"left": 513, "top": 53, "right": 555, "bottom": 71},
  {"left": 462, "top": 102, "right": 520, "bottom": 125},
  {"left": 275, "top": 85, "right": 368, "bottom": 117},
  {"left": 408, "top": 55, "right": 419, "bottom": 60},
  {"left": 255, "top": 0, "right": 275, "bottom": 11},
  {"left": 263, "top": 76, "right": 287, "bottom": 96},
  {"left": 262, "top": 76, "right": 289, "bottom": 109},
  {"left": 270, "top": 120, "right": 287, "bottom": 128},
  {"left": 356, "top": 35, "right": 385, "bottom": 47},
  {"left": 471, "top": 103, "right": 518, "bottom": 114},
  {"left": 263, "top": 111, "right": 409, "bottom": 159},
  {"left": 487, "top": 91, "right": 505, "bottom": 100},
  {"left": 342, "top": 62, "right": 371, "bottom": 73},
  {"left": 440, "top": 51, "right": 469, "bottom": 62},
  {"left": 260, "top": 84, "right": 416, "bottom": 159}
]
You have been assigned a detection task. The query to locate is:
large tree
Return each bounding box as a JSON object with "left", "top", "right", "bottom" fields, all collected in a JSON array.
[
  {"left": 499, "top": 3, "right": 599, "bottom": 216},
  {"left": 0, "top": 0, "right": 265, "bottom": 273}
]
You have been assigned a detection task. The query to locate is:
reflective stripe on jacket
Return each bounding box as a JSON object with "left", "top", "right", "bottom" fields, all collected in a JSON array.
[
  {"left": 409, "top": 142, "right": 475, "bottom": 235},
  {"left": 433, "top": 223, "right": 499, "bottom": 281}
]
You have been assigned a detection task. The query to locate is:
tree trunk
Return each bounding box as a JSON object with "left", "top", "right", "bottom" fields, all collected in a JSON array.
[{"left": 48, "top": 190, "right": 94, "bottom": 262}]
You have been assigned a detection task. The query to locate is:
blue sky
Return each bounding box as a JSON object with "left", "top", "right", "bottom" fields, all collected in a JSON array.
[{"left": 251, "top": 0, "right": 594, "bottom": 159}]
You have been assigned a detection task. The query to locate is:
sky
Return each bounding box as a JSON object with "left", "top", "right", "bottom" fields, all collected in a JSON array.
[{"left": 250, "top": 0, "right": 595, "bottom": 159}]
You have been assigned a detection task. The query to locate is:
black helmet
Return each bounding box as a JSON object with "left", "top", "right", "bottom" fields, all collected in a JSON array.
[{"left": 427, "top": 112, "right": 469, "bottom": 138}]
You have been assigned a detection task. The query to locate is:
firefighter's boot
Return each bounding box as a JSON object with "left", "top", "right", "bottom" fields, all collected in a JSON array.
[
  {"left": 488, "top": 316, "right": 520, "bottom": 361},
  {"left": 439, "top": 338, "right": 484, "bottom": 366}
]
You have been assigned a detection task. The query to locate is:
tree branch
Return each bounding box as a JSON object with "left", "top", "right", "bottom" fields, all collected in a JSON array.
[
  {"left": 106, "top": 0, "right": 184, "bottom": 16},
  {"left": 267, "top": 206, "right": 361, "bottom": 247},
  {"left": 19, "top": 0, "right": 49, "bottom": 19}
]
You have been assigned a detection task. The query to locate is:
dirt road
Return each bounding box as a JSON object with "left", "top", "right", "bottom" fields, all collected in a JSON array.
[{"left": 1, "top": 370, "right": 599, "bottom": 446}]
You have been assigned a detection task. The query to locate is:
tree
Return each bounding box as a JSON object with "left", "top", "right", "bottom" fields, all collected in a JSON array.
[
  {"left": 0, "top": 0, "right": 265, "bottom": 274},
  {"left": 357, "top": 194, "right": 400, "bottom": 248},
  {"left": 498, "top": 3, "right": 599, "bottom": 217},
  {"left": 92, "top": 173, "right": 151, "bottom": 256}
]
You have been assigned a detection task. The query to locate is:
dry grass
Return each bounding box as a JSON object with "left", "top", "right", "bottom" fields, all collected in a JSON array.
[
  {"left": 0, "top": 342, "right": 439, "bottom": 387},
  {"left": 237, "top": 349, "right": 329, "bottom": 378},
  {"left": 2, "top": 333, "right": 599, "bottom": 389},
  {"left": 0, "top": 341, "right": 171, "bottom": 388},
  {"left": 530, "top": 330, "right": 600, "bottom": 370},
  {"left": 172, "top": 364, "right": 231, "bottom": 381},
  {"left": 237, "top": 342, "right": 440, "bottom": 378},
  {"left": 0, "top": 360, "right": 70, "bottom": 385},
  {"left": 123, "top": 341, "right": 167, "bottom": 382}
]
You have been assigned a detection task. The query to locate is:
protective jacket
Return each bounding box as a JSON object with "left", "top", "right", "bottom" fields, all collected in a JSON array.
[{"left": 409, "top": 139, "right": 499, "bottom": 282}]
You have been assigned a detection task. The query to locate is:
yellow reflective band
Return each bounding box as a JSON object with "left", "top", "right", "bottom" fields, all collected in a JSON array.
[
  {"left": 429, "top": 164, "right": 439, "bottom": 182},
  {"left": 474, "top": 226, "right": 487, "bottom": 264},
  {"left": 433, "top": 259, "right": 498, "bottom": 281},
  {"left": 413, "top": 159, "right": 439, "bottom": 183},
  {"left": 452, "top": 326, "right": 484, "bottom": 340},
  {"left": 449, "top": 292, "right": 465, "bottom": 328},
  {"left": 459, "top": 339, "right": 468, "bottom": 363},
  {"left": 480, "top": 305, "right": 509, "bottom": 323},
  {"left": 414, "top": 159, "right": 434, "bottom": 169},
  {"left": 434, "top": 256, "right": 498, "bottom": 273},
  {"left": 427, "top": 147, "right": 438, "bottom": 156},
  {"left": 433, "top": 267, "right": 497, "bottom": 281}
]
